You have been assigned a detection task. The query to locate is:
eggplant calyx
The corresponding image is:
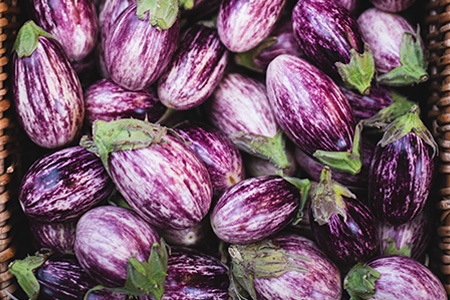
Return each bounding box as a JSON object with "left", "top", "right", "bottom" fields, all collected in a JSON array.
[
  {"left": 344, "top": 262, "right": 380, "bottom": 300},
  {"left": 383, "top": 238, "right": 412, "bottom": 257},
  {"left": 178, "top": 0, "right": 194, "bottom": 10},
  {"left": 13, "top": 21, "right": 55, "bottom": 58},
  {"left": 137, "top": 0, "right": 179, "bottom": 30},
  {"left": 234, "top": 37, "right": 278, "bottom": 73},
  {"left": 336, "top": 43, "right": 375, "bottom": 95},
  {"left": 283, "top": 176, "right": 311, "bottom": 226},
  {"left": 229, "top": 130, "right": 291, "bottom": 170}
]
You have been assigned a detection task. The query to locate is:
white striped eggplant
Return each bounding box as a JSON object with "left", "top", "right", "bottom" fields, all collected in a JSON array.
[
  {"left": 19, "top": 146, "right": 113, "bottom": 223},
  {"left": 357, "top": 8, "right": 428, "bottom": 86},
  {"left": 84, "top": 79, "right": 166, "bottom": 126},
  {"left": 32, "top": 0, "right": 98, "bottom": 62},
  {"left": 292, "top": 0, "right": 375, "bottom": 94},
  {"left": 84, "top": 119, "right": 213, "bottom": 230},
  {"left": 344, "top": 255, "right": 446, "bottom": 299},
  {"left": 30, "top": 220, "right": 77, "bottom": 255},
  {"left": 103, "top": 3, "right": 179, "bottom": 91},
  {"left": 229, "top": 233, "right": 342, "bottom": 299},
  {"left": 157, "top": 24, "right": 228, "bottom": 110},
  {"left": 266, "top": 54, "right": 362, "bottom": 175},
  {"left": 369, "top": 0, "right": 416, "bottom": 12},
  {"left": 159, "top": 218, "right": 212, "bottom": 248},
  {"left": 205, "top": 72, "right": 290, "bottom": 170},
  {"left": 309, "top": 167, "right": 379, "bottom": 269},
  {"left": 210, "top": 175, "right": 307, "bottom": 244},
  {"left": 13, "top": 21, "right": 85, "bottom": 149},
  {"left": 174, "top": 121, "right": 244, "bottom": 197},
  {"left": 338, "top": 0, "right": 359, "bottom": 14},
  {"left": 368, "top": 106, "right": 437, "bottom": 225},
  {"left": 217, "top": 0, "right": 286, "bottom": 53},
  {"left": 244, "top": 146, "right": 297, "bottom": 178}
]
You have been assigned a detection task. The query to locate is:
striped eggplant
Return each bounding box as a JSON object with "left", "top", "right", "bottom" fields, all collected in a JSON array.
[
  {"left": 229, "top": 233, "right": 342, "bottom": 299},
  {"left": 160, "top": 218, "right": 212, "bottom": 248},
  {"left": 85, "top": 119, "right": 213, "bottom": 230},
  {"left": 266, "top": 54, "right": 361, "bottom": 175},
  {"left": 32, "top": 0, "right": 98, "bottom": 61},
  {"left": 103, "top": 3, "right": 179, "bottom": 91},
  {"left": 157, "top": 24, "right": 228, "bottom": 110},
  {"left": 357, "top": 8, "right": 428, "bottom": 86},
  {"left": 19, "top": 146, "right": 113, "bottom": 223},
  {"left": 244, "top": 145, "right": 297, "bottom": 177},
  {"left": 369, "top": 0, "right": 416, "bottom": 12},
  {"left": 309, "top": 167, "right": 379, "bottom": 269},
  {"left": 292, "top": 0, "right": 374, "bottom": 94},
  {"left": 369, "top": 107, "right": 436, "bottom": 224},
  {"left": 174, "top": 121, "right": 244, "bottom": 197},
  {"left": 338, "top": 0, "right": 359, "bottom": 14},
  {"left": 30, "top": 220, "right": 77, "bottom": 255},
  {"left": 205, "top": 73, "right": 290, "bottom": 170},
  {"left": 217, "top": 0, "right": 286, "bottom": 52},
  {"left": 210, "top": 175, "right": 304, "bottom": 244},
  {"left": 344, "top": 255, "right": 446, "bottom": 299},
  {"left": 84, "top": 79, "right": 166, "bottom": 126},
  {"left": 13, "top": 21, "right": 85, "bottom": 149}
]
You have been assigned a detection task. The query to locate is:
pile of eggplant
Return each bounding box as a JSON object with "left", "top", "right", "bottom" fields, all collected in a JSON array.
[{"left": 9, "top": 0, "right": 447, "bottom": 299}]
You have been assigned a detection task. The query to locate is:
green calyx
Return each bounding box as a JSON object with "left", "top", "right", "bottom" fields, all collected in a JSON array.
[
  {"left": 344, "top": 263, "right": 380, "bottom": 300},
  {"left": 13, "top": 20, "right": 55, "bottom": 58},
  {"left": 84, "top": 239, "right": 169, "bottom": 299},
  {"left": 383, "top": 238, "right": 412, "bottom": 257},
  {"left": 376, "top": 28, "right": 429, "bottom": 86},
  {"left": 178, "top": 0, "right": 194, "bottom": 10},
  {"left": 283, "top": 176, "right": 311, "bottom": 226},
  {"left": 229, "top": 130, "right": 290, "bottom": 170},
  {"left": 234, "top": 37, "right": 278, "bottom": 73},
  {"left": 137, "top": 0, "right": 179, "bottom": 30},
  {"left": 336, "top": 43, "right": 375, "bottom": 95}
]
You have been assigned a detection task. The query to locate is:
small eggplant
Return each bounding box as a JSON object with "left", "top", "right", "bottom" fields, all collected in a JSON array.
[
  {"left": 30, "top": 220, "right": 77, "bottom": 255},
  {"left": 369, "top": 0, "right": 416, "bottom": 13}
]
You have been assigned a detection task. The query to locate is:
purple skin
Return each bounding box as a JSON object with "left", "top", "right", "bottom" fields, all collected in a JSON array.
[
  {"left": 13, "top": 37, "right": 84, "bottom": 149},
  {"left": 338, "top": 0, "right": 358, "bottom": 14},
  {"left": 244, "top": 147, "right": 297, "bottom": 177},
  {"left": 109, "top": 134, "right": 213, "bottom": 229},
  {"left": 19, "top": 146, "right": 114, "bottom": 223},
  {"left": 217, "top": 0, "right": 286, "bottom": 52},
  {"left": 266, "top": 54, "right": 355, "bottom": 156},
  {"left": 174, "top": 121, "right": 245, "bottom": 197},
  {"left": 84, "top": 79, "right": 166, "bottom": 126},
  {"left": 292, "top": 0, "right": 364, "bottom": 78},
  {"left": 103, "top": 4, "right": 179, "bottom": 91},
  {"left": 369, "top": 0, "right": 416, "bottom": 13},
  {"left": 30, "top": 220, "right": 77, "bottom": 255},
  {"left": 32, "top": 0, "right": 98, "bottom": 61},
  {"left": 369, "top": 133, "right": 434, "bottom": 225},
  {"left": 210, "top": 176, "right": 300, "bottom": 244},
  {"left": 157, "top": 24, "right": 229, "bottom": 110},
  {"left": 74, "top": 206, "right": 160, "bottom": 287}
]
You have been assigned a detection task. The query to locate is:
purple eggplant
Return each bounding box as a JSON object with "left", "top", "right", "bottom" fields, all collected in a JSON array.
[
  {"left": 244, "top": 146, "right": 297, "bottom": 177},
  {"left": 19, "top": 146, "right": 113, "bottom": 223},
  {"left": 160, "top": 219, "right": 212, "bottom": 248},
  {"left": 210, "top": 175, "right": 304, "bottom": 244},
  {"left": 84, "top": 119, "right": 213, "bottom": 230},
  {"left": 292, "top": 0, "right": 374, "bottom": 94},
  {"left": 344, "top": 255, "right": 446, "bottom": 299},
  {"left": 103, "top": 3, "right": 179, "bottom": 91},
  {"left": 338, "top": 0, "right": 359, "bottom": 14},
  {"left": 357, "top": 8, "right": 428, "bottom": 86},
  {"left": 13, "top": 21, "right": 84, "bottom": 149},
  {"left": 266, "top": 54, "right": 361, "bottom": 175},
  {"left": 369, "top": 106, "right": 436, "bottom": 225},
  {"left": 30, "top": 220, "right": 77, "bottom": 255},
  {"left": 229, "top": 233, "right": 342, "bottom": 299},
  {"left": 217, "top": 0, "right": 286, "bottom": 52},
  {"left": 369, "top": 0, "right": 416, "bottom": 12},
  {"left": 174, "top": 121, "right": 244, "bottom": 197},
  {"left": 157, "top": 24, "right": 228, "bottom": 110},
  {"left": 84, "top": 79, "right": 166, "bottom": 126},
  {"left": 309, "top": 167, "right": 379, "bottom": 268},
  {"left": 32, "top": 0, "right": 98, "bottom": 61}
]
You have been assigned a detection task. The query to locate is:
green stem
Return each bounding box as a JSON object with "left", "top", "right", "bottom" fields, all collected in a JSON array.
[
  {"left": 13, "top": 21, "right": 54, "bottom": 57},
  {"left": 383, "top": 238, "right": 411, "bottom": 257},
  {"left": 234, "top": 37, "right": 278, "bottom": 73},
  {"left": 344, "top": 263, "right": 380, "bottom": 300},
  {"left": 283, "top": 176, "right": 311, "bottom": 226}
]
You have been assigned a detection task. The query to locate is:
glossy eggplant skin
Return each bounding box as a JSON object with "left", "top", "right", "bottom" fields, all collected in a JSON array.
[
  {"left": 266, "top": 54, "right": 355, "bottom": 156},
  {"left": 369, "top": 133, "right": 434, "bottom": 225},
  {"left": 32, "top": 0, "right": 98, "bottom": 61},
  {"left": 13, "top": 36, "right": 85, "bottom": 149},
  {"left": 19, "top": 146, "right": 113, "bottom": 223},
  {"left": 30, "top": 220, "right": 77, "bottom": 255},
  {"left": 158, "top": 24, "right": 229, "bottom": 110},
  {"left": 369, "top": 0, "right": 416, "bottom": 12}
]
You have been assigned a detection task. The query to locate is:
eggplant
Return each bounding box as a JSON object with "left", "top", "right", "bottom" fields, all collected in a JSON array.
[
  {"left": 344, "top": 255, "right": 446, "bottom": 299},
  {"left": 19, "top": 146, "right": 113, "bottom": 223},
  {"left": 338, "top": 0, "right": 358, "bottom": 14},
  {"left": 369, "top": 0, "right": 416, "bottom": 12},
  {"left": 292, "top": 0, "right": 374, "bottom": 94},
  {"left": 357, "top": 8, "right": 428, "bottom": 86},
  {"left": 229, "top": 233, "right": 342, "bottom": 299},
  {"left": 244, "top": 146, "right": 297, "bottom": 177},
  {"left": 210, "top": 175, "right": 303, "bottom": 244},
  {"left": 309, "top": 167, "right": 379, "bottom": 268},
  {"left": 174, "top": 121, "right": 244, "bottom": 197},
  {"left": 13, "top": 21, "right": 85, "bottom": 149},
  {"left": 30, "top": 220, "right": 77, "bottom": 255},
  {"left": 217, "top": 0, "right": 286, "bottom": 52},
  {"left": 32, "top": 0, "right": 98, "bottom": 61},
  {"left": 103, "top": 3, "right": 179, "bottom": 91},
  {"left": 157, "top": 24, "right": 229, "bottom": 110},
  {"left": 84, "top": 79, "right": 166, "bottom": 126},
  {"left": 160, "top": 218, "right": 212, "bottom": 248}
]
